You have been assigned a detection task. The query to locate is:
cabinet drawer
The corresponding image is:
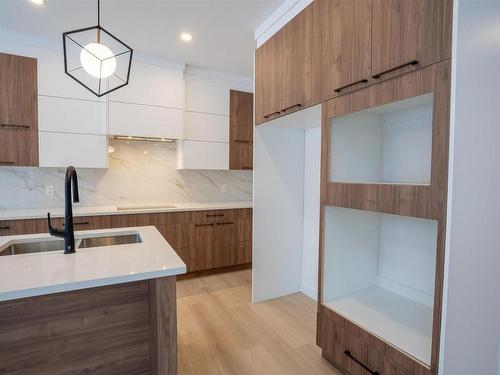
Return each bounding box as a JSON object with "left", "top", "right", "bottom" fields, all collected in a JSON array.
[
  {"left": 191, "top": 209, "right": 237, "bottom": 223},
  {"left": 319, "top": 306, "right": 432, "bottom": 375}
]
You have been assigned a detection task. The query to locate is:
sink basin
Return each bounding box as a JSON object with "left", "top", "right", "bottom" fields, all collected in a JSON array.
[
  {"left": 0, "top": 239, "right": 65, "bottom": 256},
  {"left": 78, "top": 234, "right": 142, "bottom": 249},
  {"left": 0, "top": 233, "right": 142, "bottom": 256}
]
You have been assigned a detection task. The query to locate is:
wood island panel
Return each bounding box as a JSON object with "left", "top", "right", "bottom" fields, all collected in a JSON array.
[{"left": 0, "top": 277, "right": 178, "bottom": 375}]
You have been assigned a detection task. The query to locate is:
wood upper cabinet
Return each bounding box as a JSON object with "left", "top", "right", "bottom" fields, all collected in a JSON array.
[
  {"left": 0, "top": 53, "right": 38, "bottom": 166},
  {"left": 255, "top": 3, "right": 313, "bottom": 124},
  {"left": 229, "top": 90, "right": 253, "bottom": 170},
  {"left": 313, "top": 0, "right": 372, "bottom": 101},
  {"left": 280, "top": 4, "right": 313, "bottom": 116},
  {"left": 371, "top": 0, "right": 452, "bottom": 81},
  {"left": 255, "top": 34, "right": 281, "bottom": 124}
]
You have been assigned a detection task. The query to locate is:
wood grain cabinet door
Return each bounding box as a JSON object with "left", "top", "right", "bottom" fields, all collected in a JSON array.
[
  {"left": 371, "top": 0, "right": 452, "bottom": 81},
  {"left": 0, "top": 53, "right": 38, "bottom": 166},
  {"left": 188, "top": 222, "right": 215, "bottom": 272},
  {"left": 229, "top": 90, "right": 254, "bottom": 170},
  {"left": 213, "top": 221, "right": 238, "bottom": 268},
  {"left": 326, "top": 0, "right": 372, "bottom": 98},
  {"left": 279, "top": 4, "right": 313, "bottom": 117},
  {"left": 255, "top": 35, "right": 282, "bottom": 124}
]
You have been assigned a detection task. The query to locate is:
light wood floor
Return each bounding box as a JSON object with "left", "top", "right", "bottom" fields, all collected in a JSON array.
[{"left": 176, "top": 269, "right": 340, "bottom": 375}]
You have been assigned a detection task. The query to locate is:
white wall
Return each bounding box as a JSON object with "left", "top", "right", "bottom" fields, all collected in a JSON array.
[
  {"left": 253, "top": 105, "right": 321, "bottom": 303},
  {"left": 253, "top": 125, "right": 305, "bottom": 302},
  {"left": 440, "top": 2, "right": 500, "bottom": 374}
]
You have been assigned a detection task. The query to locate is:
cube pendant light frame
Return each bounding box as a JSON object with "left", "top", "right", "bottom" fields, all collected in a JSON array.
[{"left": 62, "top": 0, "right": 133, "bottom": 97}]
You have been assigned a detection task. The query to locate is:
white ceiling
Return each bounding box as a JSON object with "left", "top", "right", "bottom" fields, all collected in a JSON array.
[{"left": 0, "top": 0, "right": 284, "bottom": 77}]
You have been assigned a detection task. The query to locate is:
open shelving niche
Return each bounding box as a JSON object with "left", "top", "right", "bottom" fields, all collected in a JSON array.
[
  {"left": 329, "top": 93, "right": 434, "bottom": 185},
  {"left": 322, "top": 206, "right": 438, "bottom": 365}
]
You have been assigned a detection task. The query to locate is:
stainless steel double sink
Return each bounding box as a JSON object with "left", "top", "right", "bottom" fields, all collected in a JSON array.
[{"left": 0, "top": 233, "right": 142, "bottom": 256}]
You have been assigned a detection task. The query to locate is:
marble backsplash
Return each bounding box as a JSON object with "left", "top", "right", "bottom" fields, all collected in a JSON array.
[{"left": 0, "top": 140, "right": 253, "bottom": 210}]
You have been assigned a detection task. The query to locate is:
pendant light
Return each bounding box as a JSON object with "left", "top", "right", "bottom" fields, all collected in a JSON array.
[{"left": 62, "top": 0, "right": 133, "bottom": 97}]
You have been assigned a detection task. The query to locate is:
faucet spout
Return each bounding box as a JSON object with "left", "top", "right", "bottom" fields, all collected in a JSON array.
[{"left": 47, "top": 166, "right": 80, "bottom": 254}]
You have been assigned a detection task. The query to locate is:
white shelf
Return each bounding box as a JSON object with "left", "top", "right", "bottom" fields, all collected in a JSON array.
[
  {"left": 325, "top": 286, "right": 432, "bottom": 365},
  {"left": 330, "top": 93, "right": 433, "bottom": 185}
]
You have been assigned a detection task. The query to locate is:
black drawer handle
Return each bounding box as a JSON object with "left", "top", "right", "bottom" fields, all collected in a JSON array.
[
  {"left": 216, "top": 222, "right": 234, "bottom": 226},
  {"left": 372, "top": 60, "right": 419, "bottom": 79},
  {"left": 206, "top": 214, "right": 224, "bottom": 218},
  {"left": 344, "top": 351, "right": 380, "bottom": 375},
  {"left": 334, "top": 79, "right": 368, "bottom": 93},
  {"left": 0, "top": 161, "right": 15, "bottom": 165},
  {"left": 195, "top": 223, "right": 214, "bottom": 227},
  {"left": 234, "top": 140, "right": 251, "bottom": 144},
  {"left": 0, "top": 225, "right": 10, "bottom": 230},
  {"left": 281, "top": 103, "right": 302, "bottom": 113},
  {"left": 0, "top": 124, "right": 30, "bottom": 130},
  {"left": 264, "top": 111, "right": 281, "bottom": 119}
]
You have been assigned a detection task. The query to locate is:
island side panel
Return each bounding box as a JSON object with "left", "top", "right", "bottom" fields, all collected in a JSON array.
[
  {"left": 149, "top": 276, "right": 178, "bottom": 375},
  {"left": 0, "top": 281, "right": 151, "bottom": 374}
]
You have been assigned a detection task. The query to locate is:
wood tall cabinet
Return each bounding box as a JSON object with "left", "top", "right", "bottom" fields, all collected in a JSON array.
[
  {"left": 317, "top": 61, "right": 451, "bottom": 375},
  {"left": 229, "top": 90, "right": 253, "bottom": 170},
  {"left": 0, "top": 53, "right": 38, "bottom": 166},
  {"left": 255, "top": 0, "right": 452, "bottom": 125}
]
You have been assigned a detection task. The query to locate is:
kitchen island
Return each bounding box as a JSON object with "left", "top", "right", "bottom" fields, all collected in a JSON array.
[{"left": 0, "top": 226, "right": 186, "bottom": 375}]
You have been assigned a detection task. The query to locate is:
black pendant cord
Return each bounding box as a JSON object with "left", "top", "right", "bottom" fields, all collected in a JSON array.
[{"left": 97, "top": 0, "right": 101, "bottom": 43}]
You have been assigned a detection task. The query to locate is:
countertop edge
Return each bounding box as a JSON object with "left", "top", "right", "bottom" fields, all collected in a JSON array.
[
  {"left": 0, "top": 201, "right": 253, "bottom": 221},
  {"left": 0, "top": 265, "right": 187, "bottom": 302}
]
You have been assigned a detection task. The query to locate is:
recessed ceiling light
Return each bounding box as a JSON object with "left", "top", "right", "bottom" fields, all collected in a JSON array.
[
  {"left": 180, "top": 33, "right": 192, "bottom": 42},
  {"left": 29, "top": 0, "right": 46, "bottom": 5}
]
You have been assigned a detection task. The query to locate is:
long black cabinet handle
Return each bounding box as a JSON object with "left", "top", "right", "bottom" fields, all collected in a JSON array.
[
  {"left": 281, "top": 103, "right": 302, "bottom": 113},
  {"left": 206, "top": 214, "right": 224, "bottom": 218},
  {"left": 372, "top": 60, "right": 419, "bottom": 79},
  {"left": 0, "top": 124, "right": 30, "bottom": 129},
  {"left": 334, "top": 79, "right": 368, "bottom": 93},
  {"left": 264, "top": 111, "right": 281, "bottom": 119},
  {"left": 195, "top": 223, "right": 214, "bottom": 227},
  {"left": 344, "top": 351, "right": 380, "bottom": 375},
  {"left": 216, "top": 222, "right": 234, "bottom": 226},
  {"left": 0, "top": 161, "right": 15, "bottom": 165},
  {"left": 234, "top": 140, "right": 251, "bottom": 144},
  {"left": 0, "top": 226, "right": 10, "bottom": 230}
]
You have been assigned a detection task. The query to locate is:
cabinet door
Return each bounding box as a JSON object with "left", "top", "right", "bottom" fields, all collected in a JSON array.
[
  {"left": 229, "top": 90, "right": 253, "bottom": 143},
  {"left": 188, "top": 223, "right": 215, "bottom": 271},
  {"left": 255, "top": 34, "right": 282, "bottom": 124},
  {"left": 0, "top": 53, "right": 38, "bottom": 166},
  {"left": 229, "top": 142, "right": 252, "bottom": 171},
  {"left": 280, "top": 4, "right": 313, "bottom": 116},
  {"left": 372, "top": 0, "right": 452, "bottom": 81},
  {"left": 328, "top": 0, "right": 372, "bottom": 97},
  {"left": 213, "top": 221, "right": 238, "bottom": 268}
]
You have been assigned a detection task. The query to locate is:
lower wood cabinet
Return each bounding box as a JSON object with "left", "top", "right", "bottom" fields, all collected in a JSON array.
[{"left": 0, "top": 208, "right": 252, "bottom": 273}]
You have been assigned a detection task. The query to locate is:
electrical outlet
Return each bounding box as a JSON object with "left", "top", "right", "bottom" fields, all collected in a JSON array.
[
  {"left": 45, "top": 184, "right": 54, "bottom": 197},
  {"left": 220, "top": 184, "right": 227, "bottom": 193}
]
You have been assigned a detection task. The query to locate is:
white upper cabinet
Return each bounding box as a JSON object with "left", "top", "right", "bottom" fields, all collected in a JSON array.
[
  {"left": 176, "top": 140, "right": 229, "bottom": 170},
  {"left": 108, "top": 61, "right": 184, "bottom": 109},
  {"left": 184, "top": 111, "right": 229, "bottom": 142},
  {"left": 38, "top": 96, "right": 107, "bottom": 135},
  {"left": 108, "top": 102, "right": 183, "bottom": 139},
  {"left": 185, "top": 78, "right": 229, "bottom": 115}
]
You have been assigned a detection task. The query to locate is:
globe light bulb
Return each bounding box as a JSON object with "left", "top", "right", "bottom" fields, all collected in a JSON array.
[{"left": 80, "top": 42, "right": 117, "bottom": 79}]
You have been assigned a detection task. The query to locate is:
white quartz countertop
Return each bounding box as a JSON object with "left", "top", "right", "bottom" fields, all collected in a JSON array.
[
  {"left": 0, "top": 201, "right": 253, "bottom": 221},
  {"left": 0, "top": 226, "right": 187, "bottom": 301}
]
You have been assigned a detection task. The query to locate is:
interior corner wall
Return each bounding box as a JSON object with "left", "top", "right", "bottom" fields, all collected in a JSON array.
[
  {"left": 301, "top": 127, "right": 321, "bottom": 300},
  {"left": 252, "top": 125, "right": 305, "bottom": 303},
  {"left": 440, "top": 1, "right": 500, "bottom": 374}
]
